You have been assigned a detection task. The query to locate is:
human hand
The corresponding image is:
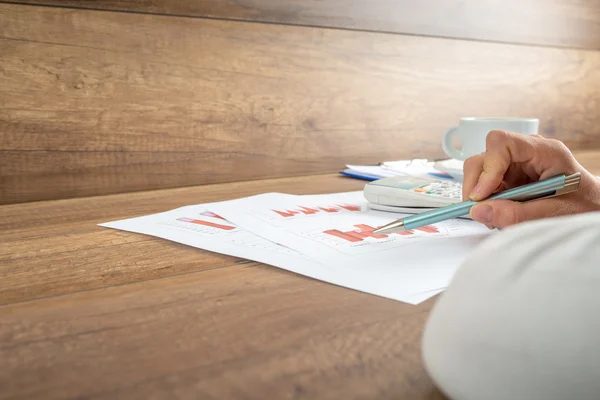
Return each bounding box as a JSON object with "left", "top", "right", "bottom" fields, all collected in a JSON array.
[{"left": 462, "top": 130, "right": 600, "bottom": 228}]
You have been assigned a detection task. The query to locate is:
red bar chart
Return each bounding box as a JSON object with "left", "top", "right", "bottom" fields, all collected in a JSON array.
[
  {"left": 177, "top": 217, "right": 236, "bottom": 231},
  {"left": 324, "top": 224, "right": 439, "bottom": 243},
  {"left": 272, "top": 203, "right": 362, "bottom": 218},
  {"left": 200, "top": 211, "right": 226, "bottom": 220}
]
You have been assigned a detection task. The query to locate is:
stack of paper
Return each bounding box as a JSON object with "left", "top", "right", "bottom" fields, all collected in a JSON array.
[
  {"left": 101, "top": 191, "right": 491, "bottom": 304},
  {"left": 341, "top": 159, "right": 465, "bottom": 182}
]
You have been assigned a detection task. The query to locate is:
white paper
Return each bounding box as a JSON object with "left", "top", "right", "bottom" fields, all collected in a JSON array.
[
  {"left": 434, "top": 159, "right": 465, "bottom": 181},
  {"left": 346, "top": 164, "right": 405, "bottom": 178},
  {"left": 209, "top": 191, "right": 492, "bottom": 302},
  {"left": 346, "top": 159, "right": 456, "bottom": 180},
  {"left": 100, "top": 203, "right": 445, "bottom": 304},
  {"left": 382, "top": 159, "right": 438, "bottom": 178}
]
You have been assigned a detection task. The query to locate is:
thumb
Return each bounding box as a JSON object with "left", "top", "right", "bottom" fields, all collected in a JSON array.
[{"left": 470, "top": 199, "right": 559, "bottom": 229}]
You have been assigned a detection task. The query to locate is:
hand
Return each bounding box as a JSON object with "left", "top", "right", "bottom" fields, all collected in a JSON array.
[{"left": 462, "top": 130, "right": 600, "bottom": 228}]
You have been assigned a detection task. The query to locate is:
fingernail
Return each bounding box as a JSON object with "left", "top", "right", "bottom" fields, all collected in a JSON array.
[
  {"left": 469, "top": 184, "right": 482, "bottom": 200},
  {"left": 472, "top": 204, "right": 493, "bottom": 224}
]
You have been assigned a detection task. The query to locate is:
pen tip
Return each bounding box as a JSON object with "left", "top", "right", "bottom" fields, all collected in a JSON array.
[{"left": 374, "top": 221, "right": 405, "bottom": 235}]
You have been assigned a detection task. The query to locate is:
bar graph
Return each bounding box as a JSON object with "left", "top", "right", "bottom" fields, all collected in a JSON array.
[
  {"left": 200, "top": 211, "right": 226, "bottom": 220},
  {"left": 323, "top": 224, "right": 439, "bottom": 243},
  {"left": 176, "top": 217, "right": 236, "bottom": 231},
  {"left": 271, "top": 203, "right": 362, "bottom": 218}
]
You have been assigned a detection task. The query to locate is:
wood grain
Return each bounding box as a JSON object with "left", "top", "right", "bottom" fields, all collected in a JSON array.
[
  {"left": 1, "top": 152, "right": 599, "bottom": 399},
  {"left": 2, "top": 4, "right": 600, "bottom": 204},
  {"left": 0, "top": 264, "right": 445, "bottom": 400},
  {"left": 2, "top": 149, "right": 599, "bottom": 304},
  {"left": 7, "top": 0, "right": 600, "bottom": 49},
  {"left": 0, "top": 174, "right": 439, "bottom": 400},
  {"left": 0, "top": 173, "right": 365, "bottom": 305}
]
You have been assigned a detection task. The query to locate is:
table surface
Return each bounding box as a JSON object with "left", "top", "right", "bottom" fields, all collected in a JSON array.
[{"left": 2, "top": 150, "right": 599, "bottom": 400}]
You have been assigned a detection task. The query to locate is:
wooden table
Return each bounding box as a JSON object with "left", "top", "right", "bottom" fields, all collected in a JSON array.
[{"left": 2, "top": 151, "right": 600, "bottom": 400}]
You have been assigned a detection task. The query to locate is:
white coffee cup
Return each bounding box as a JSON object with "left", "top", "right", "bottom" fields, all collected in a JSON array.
[{"left": 442, "top": 117, "right": 539, "bottom": 160}]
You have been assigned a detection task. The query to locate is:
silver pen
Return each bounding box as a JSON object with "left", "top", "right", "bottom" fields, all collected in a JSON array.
[{"left": 373, "top": 173, "right": 581, "bottom": 234}]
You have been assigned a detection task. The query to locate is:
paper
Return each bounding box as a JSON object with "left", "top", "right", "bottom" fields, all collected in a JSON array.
[
  {"left": 345, "top": 159, "right": 455, "bottom": 181},
  {"left": 100, "top": 202, "right": 444, "bottom": 304},
  {"left": 209, "top": 191, "right": 491, "bottom": 302},
  {"left": 433, "top": 159, "right": 465, "bottom": 182},
  {"left": 345, "top": 165, "right": 403, "bottom": 178},
  {"left": 382, "top": 159, "right": 446, "bottom": 179}
]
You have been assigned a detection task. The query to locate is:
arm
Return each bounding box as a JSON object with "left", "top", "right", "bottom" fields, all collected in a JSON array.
[{"left": 422, "top": 212, "right": 600, "bottom": 400}]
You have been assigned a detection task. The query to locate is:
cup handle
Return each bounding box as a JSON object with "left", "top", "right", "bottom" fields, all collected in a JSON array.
[{"left": 442, "top": 126, "right": 464, "bottom": 160}]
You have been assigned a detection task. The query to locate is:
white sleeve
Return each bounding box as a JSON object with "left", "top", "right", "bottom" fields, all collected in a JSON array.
[{"left": 422, "top": 212, "right": 600, "bottom": 400}]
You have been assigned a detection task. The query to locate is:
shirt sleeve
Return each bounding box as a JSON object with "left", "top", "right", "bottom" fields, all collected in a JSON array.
[{"left": 422, "top": 212, "right": 600, "bottom": 400}]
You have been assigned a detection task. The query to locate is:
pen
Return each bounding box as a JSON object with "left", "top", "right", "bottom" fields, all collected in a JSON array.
[{"left": 373, "top": 172, "right": 581, "bottom": 234}]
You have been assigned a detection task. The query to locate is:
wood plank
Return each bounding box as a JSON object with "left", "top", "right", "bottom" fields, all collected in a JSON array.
[
  {"left": 7, "top": 0, "right": 600, "bottom": 49},
  {"left": 2, "top": 5, "right": 600, "bottom": 204},
  {"left": 0, "top": 264, "right": 445, "bottom": 400},
  {"left": 0, "top": 174, "right": 364, "bottom": 305},
  {"left": 1, "top": 150, "right": 599, "bottom": 398},
  {"left": 1, "top": 148, "right": 598, "bottom": 304}
]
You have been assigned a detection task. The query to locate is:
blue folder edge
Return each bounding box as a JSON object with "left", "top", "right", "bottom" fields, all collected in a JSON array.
[
  {"left": 340, "top": 169, "right": 454, "bottom": 182},
  {"left": 339, "top": 169, "right": 381, "bottom": 181}
]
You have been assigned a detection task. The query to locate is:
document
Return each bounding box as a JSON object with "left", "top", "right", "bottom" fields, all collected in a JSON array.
[
  {"left": 344, "top": 159, "right": 457, "bottom": 181},
  {"left": 209, "top": 192, "right": 491, "bottom": 300},
  {"left": 100, "top": 202, "right": 444, "bottom": 304}
]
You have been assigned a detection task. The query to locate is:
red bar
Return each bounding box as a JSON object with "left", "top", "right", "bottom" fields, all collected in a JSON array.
[
  {"left": 415, "top": 225, "right": 439, "bottom": 233},
  {"left": 347, "top": 231, "right": 368, "bottom": 241},
  {"left": 319, "top": 206, "right": 340, "bottom": 213},
  {"left": 273, "top": 209, "right": 300, "bottom": 217},
  {"left": 298, "top": 206, "right": 319, "bottom": 215},
  {"left": 353, "top": 224, "right": 388, "bottom": 239},
  {"left": 324, "top": 229, "right": 363, "bottom": 243},
  {"left": 177, "top": 218, "right": 235, "bottom": 230},
  {"left": 201, "top": 211, "right": 225, "bottom": 220},
  {"left": 338, "top": 204, "right": 361, "bottom": 211}
]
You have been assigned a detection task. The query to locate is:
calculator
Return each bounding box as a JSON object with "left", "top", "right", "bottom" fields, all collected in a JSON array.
[{"left": 363, "top": 176, "right": 463, "bottom": 208}]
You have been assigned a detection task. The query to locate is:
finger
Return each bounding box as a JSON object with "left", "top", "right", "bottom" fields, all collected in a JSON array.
[
  {"left": 535, "top": 138, "right": 579, "bottom": 180},
  {"left": 461, "top": 154, "right": 484, "bottom": 200},
  {"left": 469, "top": 131, "right": 536, "bottom": 201},
  {"left": 469, "top": 198, "right": 567, "bottom": 229},
  {"left": 503, "top": 163, "right": 534, "bottom": 188}
]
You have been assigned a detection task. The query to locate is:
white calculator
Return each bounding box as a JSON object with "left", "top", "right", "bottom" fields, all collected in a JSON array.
[{"left": 363, "top": 176, "right": 463, "bottom": 209}]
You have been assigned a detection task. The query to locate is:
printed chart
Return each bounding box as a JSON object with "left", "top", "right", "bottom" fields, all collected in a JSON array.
[
  {"left": 324, "top": 224, "right": 439, "bottom": 242},
  {"left": 209, "top": 191, "right": 490, "bottom": 260},
  {"left": 172, "top": 217, "right": 236, "bottom": 231},
  {"left": 255, "top": 199, "right": 365, "bottom": 223},
  {"left": 160, "top": 215, "right": 238, "bottom": 235},
  {"left": 301, "top": 221, "right": 452, "bottom": 255},
  {"left": 154, "top": 212, "right": 300, "bottom": 256},
  {"left": 102, "top": 191, "right": 492, "bottom": 305}
]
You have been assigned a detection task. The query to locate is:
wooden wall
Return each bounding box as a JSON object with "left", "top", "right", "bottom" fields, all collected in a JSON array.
[
  {"left": 9, "top": 0, "right": 600, "bottom": 49},
  {"left": 1, "top": 1, "right": 600, "bottom": 204}
]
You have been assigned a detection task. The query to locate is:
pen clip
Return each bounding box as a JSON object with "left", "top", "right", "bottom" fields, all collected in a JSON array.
[
  {"left": 529, "top": 173, "right": 581, "bottom": 201},
  {"left": 520, "top": 172, "right": 581, "bottom": 202}
]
